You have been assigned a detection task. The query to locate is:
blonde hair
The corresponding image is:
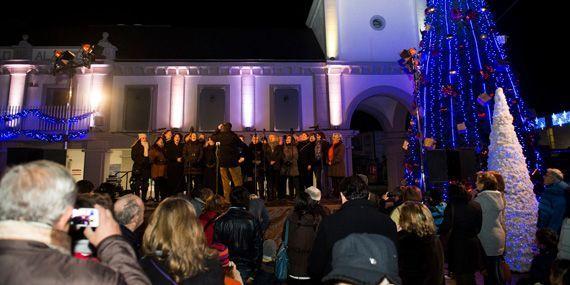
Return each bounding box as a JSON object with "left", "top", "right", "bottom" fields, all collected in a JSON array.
[
  {"left": 399, "top": 202, "right": 436, "bottom": 237},
  {"left": 142, "top": 197, "right": 216, "bottom": 282}
]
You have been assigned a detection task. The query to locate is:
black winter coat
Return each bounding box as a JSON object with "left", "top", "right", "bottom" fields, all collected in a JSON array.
[
  {"left": 183, "top": 141, "right": 204, "bottom": 175},
  {"left": 308, "top": 199, "right": 397, "bottom": 281},
  {"left": 211, "top": 131, "right": 242, "bottom": 168},
  {"left": 264, "top": 143, "right": 283, "bottom": 171},
  {"left": 398, "top": 231, "right": 445, "bottom": 285},
  {"left": 213, "top": 207, "right": 263, "bottom": 273},
  {"left": 249, "top": 142, "right": 265, "bottom": 175},
  {"left": 439, "top": 200, "right": 483, "bottom": 274},
  {"left": 131, "top": 141, "right": 150, "bottom": 179},
  {"left": 297, "top": 141, "right": 316, "bottom": 168}
]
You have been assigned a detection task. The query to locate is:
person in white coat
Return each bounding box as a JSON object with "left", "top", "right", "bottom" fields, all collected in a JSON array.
[{"left": 475, "top": 171, "right": 507, "bottom": 285}]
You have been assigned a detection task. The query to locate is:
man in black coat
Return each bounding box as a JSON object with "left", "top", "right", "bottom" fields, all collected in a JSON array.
[
  {"left": 263, "top": 134, "right": 283, "bottom": 201},
  {"left": 211, "top": 122, "right": 244, "bottom": 200},
  {"left": 308, "top": 175, "right": 398, "bottom": 282},
  {"left": 297, "top": 132, "right": 316, "bottom": 189},
  {"left": 249, "top": 134, "right": 265, "bottom": 197},
  {"left": 214, "top": 187, "right": 263, "bottom": 283}
]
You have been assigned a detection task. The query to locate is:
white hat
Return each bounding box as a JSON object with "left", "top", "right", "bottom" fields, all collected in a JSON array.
[
  {"left": 305, "top": 186, "right": 321, "bottom": 201},
  {"left": 138, "top": 133, "right": 147, "bottom": 139}
]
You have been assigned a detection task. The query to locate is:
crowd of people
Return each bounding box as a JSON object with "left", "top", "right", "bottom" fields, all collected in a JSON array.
[
  {"left": 130, "top": 122, "right": 347, "bottom": 203},
  {"left": 1, "top": 156, "right": 570, "bottom": 284}
]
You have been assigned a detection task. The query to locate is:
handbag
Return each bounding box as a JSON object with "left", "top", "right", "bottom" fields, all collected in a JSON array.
[{"left": 275, "top": 219, "right": 290, "bottom": 281}]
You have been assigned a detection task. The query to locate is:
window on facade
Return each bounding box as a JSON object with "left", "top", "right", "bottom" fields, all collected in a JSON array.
[
  {"left": 123, "top": 86, "right": 151, "bottom": 132},
  {"left": 45, "top": 88, "right": 70, "bottom": 106},
  {"left": 198, "top": 86, "right": 226, "bottom": 131},
  {"left": 273, "top": 87, "right": 300, "bottom": 131}
]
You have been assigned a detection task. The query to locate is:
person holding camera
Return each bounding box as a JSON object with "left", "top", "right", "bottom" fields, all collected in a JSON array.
[
  {"left": 281, "top": 134, "right": 300, "bottom": 199},
  {"left": 0, "top": 160, "right": 150, "bottom": 284}
]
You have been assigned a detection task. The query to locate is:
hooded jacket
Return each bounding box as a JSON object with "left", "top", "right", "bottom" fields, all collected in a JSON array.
[
  {"left": 474, "top": 190, "right": 506, "bottom": 256},
  {"left": 539, "top": 181, "right": 569, "bottom": 233}
]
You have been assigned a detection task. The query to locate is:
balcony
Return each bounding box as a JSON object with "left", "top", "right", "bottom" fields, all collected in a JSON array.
[{"left": 0, "top": 106, "right": 92, "bottom": 141}]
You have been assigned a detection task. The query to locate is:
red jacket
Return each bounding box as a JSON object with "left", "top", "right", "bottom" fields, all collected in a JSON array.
[{"left": 199, "top": 210, "right": 218, "bottom": 246}]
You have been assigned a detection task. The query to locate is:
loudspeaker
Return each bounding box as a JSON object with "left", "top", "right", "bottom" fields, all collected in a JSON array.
[
  {"left": 7, "top": 148, "right": 66, "bottom": 166},
  {"left": 425, "top": 148, "right": 478, "bottom": 183},
  {"left": 425, "top": 150, "right": 449, "bottom": 183}
]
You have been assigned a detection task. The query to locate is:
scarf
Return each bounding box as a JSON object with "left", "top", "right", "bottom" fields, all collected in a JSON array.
[
  {"left": 315, "top": 141, "right": 322, "bottom": 160},
  {"left": 328, "top": 143, "right": 336, "bottom": 164},
  {"left": 0, "top": 220, "right": 71, "bottom": 255}
]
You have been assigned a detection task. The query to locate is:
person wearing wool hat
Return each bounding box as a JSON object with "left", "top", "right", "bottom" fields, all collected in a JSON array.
[
  {"left": 131, "top": 133, "right": 151, "bottom": 201},
  {"left": 305, "top": 186, "right": 322, "bottom": 202}
]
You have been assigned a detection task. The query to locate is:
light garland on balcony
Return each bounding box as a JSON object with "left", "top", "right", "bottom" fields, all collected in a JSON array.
[
  {"left": 0, "top": 109, "right": 94, "bottom": 124},
  {"left": 0, "top": 129, "right": 89, "bottom": 142}
]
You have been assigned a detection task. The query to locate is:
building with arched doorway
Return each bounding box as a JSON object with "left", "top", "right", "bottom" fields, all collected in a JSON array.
[{"left": 0, "top": 0, "right": 426, "bottom": 191}]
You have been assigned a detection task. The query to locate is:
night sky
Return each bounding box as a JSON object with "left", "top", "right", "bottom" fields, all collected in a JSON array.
[{"left": 0, "top": 1, "right": 564, "bottom": 115}]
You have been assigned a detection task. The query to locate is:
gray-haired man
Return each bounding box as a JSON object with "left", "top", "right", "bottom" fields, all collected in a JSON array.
[{"left": 0, "top": 160, "right": 150, "bottom": 284}]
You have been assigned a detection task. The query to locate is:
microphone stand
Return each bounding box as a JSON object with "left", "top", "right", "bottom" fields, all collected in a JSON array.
[{"left": 215, "top": 143, "right": 220, "bottom": 195}]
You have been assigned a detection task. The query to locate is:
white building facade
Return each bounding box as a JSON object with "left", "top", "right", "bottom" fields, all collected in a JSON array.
[{"left": 0, "top": 0, "right": 425, "bottom": 190}]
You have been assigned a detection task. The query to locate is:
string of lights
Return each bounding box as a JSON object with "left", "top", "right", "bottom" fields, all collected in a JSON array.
[
  {"left": 402, "top": 0, "right": 543, "bottom": 185},
  {"left": 0, "top": 109, "right": 94, "bottom": 124}
]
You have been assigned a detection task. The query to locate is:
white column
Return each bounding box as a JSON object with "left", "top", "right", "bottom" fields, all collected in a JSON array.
[
  {"left": 75, "top": 72, "right": 92, "bottom": 109},
  {"left": 241, "top": 69, "right": 255, "bottom": 129},
  {"left": 5, "top": 64, "right": 33, "bottom": 107},
  {"left": 327, "top": 67, "right": 343, "bottom": 127},
  {"left": 170, "top": 73, "right": 185, "bottom": 129},
  {"left": 324, "top": 0, "right": 340, "bottom": 59}
]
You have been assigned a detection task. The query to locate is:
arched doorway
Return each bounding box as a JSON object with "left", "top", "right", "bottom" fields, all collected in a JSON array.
[{"left": 347, "top": 90, "right": 411, "bottom": 191}]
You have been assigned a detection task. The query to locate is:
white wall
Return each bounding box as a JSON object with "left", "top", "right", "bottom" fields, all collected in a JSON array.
[
  {"left": 110, "top": 76, "right": 172, "bottom": 132},
  {"left": 341, "top": 74, "right": 414, "bottom": 128},
  {"left": 66, "top": 149, "right": 85, "bottom": 181},
  {"left": 183, "top": 76, "right": 242, "bottom": 131},
  {"left": 336, "top": 0, "right": 420, "bottom": 61},
  {"left": 255, "top": 75, "right": 315, "bottom": 131}
]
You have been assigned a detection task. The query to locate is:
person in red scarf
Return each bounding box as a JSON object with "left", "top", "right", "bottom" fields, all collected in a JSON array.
[{"left": 327, "top": 133, "right": 346, "bottom": 199}]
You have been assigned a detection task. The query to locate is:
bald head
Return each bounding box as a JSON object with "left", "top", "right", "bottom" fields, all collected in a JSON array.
[{"left": 114, "top": 194, "right": 144, "bottom": 232}]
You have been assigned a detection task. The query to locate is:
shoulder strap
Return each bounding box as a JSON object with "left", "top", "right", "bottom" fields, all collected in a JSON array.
[
  {"left": 204, "top": 214, "right": 220, "bottom": 230},
  {"left": 149, "top": 258, "right": 178, "bottom": 285},
  {"left": 283, "top": 219, "right": 290, "bottom": 246}
]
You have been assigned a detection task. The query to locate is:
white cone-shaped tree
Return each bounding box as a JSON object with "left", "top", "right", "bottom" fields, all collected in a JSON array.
[{"left": 487, "top": 87, "right": 537, "bottom": 272}]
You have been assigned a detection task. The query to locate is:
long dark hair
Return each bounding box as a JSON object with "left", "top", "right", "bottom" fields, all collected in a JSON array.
[{"left": 294, "top": 192, "right": 326, "bottom": 217}]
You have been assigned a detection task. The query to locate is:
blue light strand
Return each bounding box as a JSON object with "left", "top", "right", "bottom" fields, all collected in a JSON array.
[
  {"left": 0, "top": 109, "right": 94, "bottom": 124},
  {"left": 0, "top": 129, "right": 89, "bottom": 142}
]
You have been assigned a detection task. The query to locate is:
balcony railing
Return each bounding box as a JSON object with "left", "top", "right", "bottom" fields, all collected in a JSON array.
[{"left": 1, "top": 105, "right": 92, "bottom": 132}]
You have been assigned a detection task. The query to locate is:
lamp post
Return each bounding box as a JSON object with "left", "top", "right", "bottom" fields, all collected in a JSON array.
[{"left": 52, "top": 44, "right": 96, "bottom": 149}]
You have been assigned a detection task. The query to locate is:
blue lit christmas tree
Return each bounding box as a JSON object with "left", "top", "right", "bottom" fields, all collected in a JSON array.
[
  {"left": 402, "top": 0, "right": 543, "bottom": 187},
  {"left": 401, "top": 0, "right": 544, "bottom": 272}
]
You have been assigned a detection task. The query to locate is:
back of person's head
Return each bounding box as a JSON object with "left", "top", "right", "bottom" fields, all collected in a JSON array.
[
  {"left": 339, "top": 175, "right": 369, "bottom": 201},
  {"left": 204, "top": 194, "right": 230, "bottom": 215},
  {"left": 0, "top": 160, "right": 76, "bottom": 225},
  {"left": 402, "top": 186, "right": 422, "bottom": 202},
  {"left": 322, "top": 233, "right": 401, "bottom": 285},
  {"left": 95, "top": 182, "right": 118, "bottom": 202},
  {"left": 294, "top": 191, "right": 311, "bottom": 214},
  {"left": 550, "top": 259, "right": 570, "bottom": 285},
  {"left": 428, "top": 188, "right": 443, "bottom": 206},
  {"left": 486, "top": 171, "right": 505, "bottom": 192},
  {"left": 230, "top": 186, "right": 250, "bottom": 208},
  {"left": 220, "top": 122, "right": 232, "bottom": 132},
  {"left": 143, "top": 197, "right": 215, "bottom": 282},
  {"left": 194, "top": 187, "right": 214, "bottom": 202},
  {"left": 476, "top": 171, "right": 499, "bottom": 191},
  {"left": 547, "top": 168, "right": 564, "bottom": 182},
  {"left": 114, "top": 194, "right": 144, "bottom": 228},
  {"left": 76, "top": 192, "right": 114, "bottom": 211},
  {"left": 447, "top": 183, "right": 470, "bottom": 203},
  {"left": 399, "top": 202, "right": 436, "bottom": 237},
  {"left": 536, "top": 228, "right": 558, "bottom": 251},
  {"left": 76, "top": 180, "right": 95, "bottom": 194}
]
